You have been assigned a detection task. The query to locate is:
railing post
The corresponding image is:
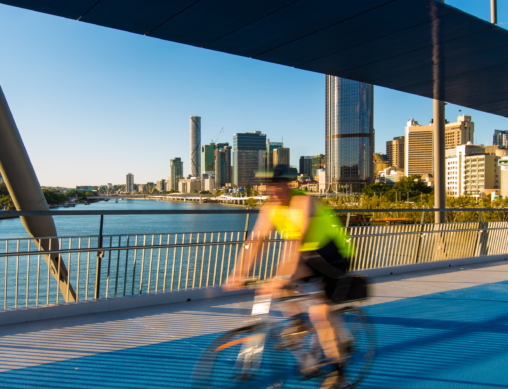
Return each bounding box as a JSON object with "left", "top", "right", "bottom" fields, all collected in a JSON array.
[
  {"left": 240, "top": 213, "right": 250, "bottom": 277},
  {"left": 473, "top": 211, "right": 484, "bottom": 257},
  {"left": 414, "top": 211, "right": 426, "bottom": 263},
  {"left": 94, "top": 214, "right": 104, "bottom": 299},
  {"left": 244, "top": 213, "right": 250, "bottom": 242},
  {"left": 345, "top": 213, "right": 350, "bottom": 228}
]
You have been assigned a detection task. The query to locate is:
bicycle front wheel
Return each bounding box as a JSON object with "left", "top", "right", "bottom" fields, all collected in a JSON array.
[
  {"left": 333, "top": 306, "right": 376, "bottom": 388},
  {"left": 192, "top": 325, "right": 287, "bottom": 389}
]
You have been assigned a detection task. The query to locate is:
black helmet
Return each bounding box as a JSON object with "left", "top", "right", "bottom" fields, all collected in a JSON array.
[
  {"left": 273, "top": 164, "right": 297, "bottom": 182},
  {"left": 255, "top": 164, "right": 297, "bottom": 183}
]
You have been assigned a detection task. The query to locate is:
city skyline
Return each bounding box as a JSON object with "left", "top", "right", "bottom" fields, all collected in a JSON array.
[{"left": 0, "top": 2, "right": 507, "bottom": 187}]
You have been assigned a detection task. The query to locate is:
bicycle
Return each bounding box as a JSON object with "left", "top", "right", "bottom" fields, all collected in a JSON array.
[{"left": 192, "top": 276, "right": 375, "bottom": 388}]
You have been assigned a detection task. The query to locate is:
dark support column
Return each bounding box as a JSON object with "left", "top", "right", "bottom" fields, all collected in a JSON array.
[
  {"left": 433, "top": 0, "right": 446, "bottom": 224},
  {"left": 0, "top": 86, "right": 76, "bottom": 301},
  {"left": 433, "top": 100, "right": 446, "bottom": 223},
  {"left": 491, "top": 0, "right": 497, "bottom": 25}
]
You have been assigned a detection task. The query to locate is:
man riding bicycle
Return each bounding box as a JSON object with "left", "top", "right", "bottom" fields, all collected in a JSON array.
[{"left": 224, "top": 164, "right": 355, "bottom": 388}]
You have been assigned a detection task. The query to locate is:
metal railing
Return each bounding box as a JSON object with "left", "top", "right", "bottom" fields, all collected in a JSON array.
[{"left": 0, "top": 208, "right": 507, "bottom": 312}]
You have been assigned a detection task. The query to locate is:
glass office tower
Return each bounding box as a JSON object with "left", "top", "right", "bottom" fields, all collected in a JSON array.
[
  {"left": 326, "top": 76, "right": 374, "bottom": 193},
  {"left": 233, "top": 131, "right": 266, "bottom": 187}
]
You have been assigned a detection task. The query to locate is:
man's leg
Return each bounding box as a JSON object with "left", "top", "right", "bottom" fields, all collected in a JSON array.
[
  {"left": 308, "top": 303, "right": 341, "bottom": 362},
  {"left": 278, "top": 258, "right": 315, "bottom": 317}
]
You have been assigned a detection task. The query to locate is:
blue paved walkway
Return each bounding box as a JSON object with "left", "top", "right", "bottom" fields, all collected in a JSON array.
[{"left": 1, "top": 279, "right": 507, "bottom": 388}]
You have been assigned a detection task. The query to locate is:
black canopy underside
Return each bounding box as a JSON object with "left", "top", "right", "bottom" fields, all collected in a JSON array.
[{"left": 2, "top": 0, "right": 508, "bottom": 117}]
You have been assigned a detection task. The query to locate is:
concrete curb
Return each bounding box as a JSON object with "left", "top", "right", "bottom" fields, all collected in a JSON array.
[
  {"left": 0, "top": 287, "right": 252, "bottom": 327},
  {"left": 349, "top": 254, "right": 508, "bottom": 278}
]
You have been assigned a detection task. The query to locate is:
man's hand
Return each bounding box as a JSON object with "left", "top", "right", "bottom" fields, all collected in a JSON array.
[{"left": 257, "top": 279, "right": 287, "bottom": 298}]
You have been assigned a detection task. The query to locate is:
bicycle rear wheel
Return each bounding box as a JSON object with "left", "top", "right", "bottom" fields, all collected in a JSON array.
[
  {"left": 332, "top": 306, "right": 375, "bottom": 388},
  {"left": 192, "top": 325, "right": 287, "bottom": 389}
]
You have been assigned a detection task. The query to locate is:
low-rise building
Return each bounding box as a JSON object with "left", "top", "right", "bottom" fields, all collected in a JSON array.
[
  {"left": 446, "top": 144, "right": 501, "bottom": 197},
  {"left": 178, "top": 178, "right": 201, "bottom": 194},
  {"left": 76, "top": 186, "right": 97, "bottom": 191},
  {"left": 298, "top": 180, "right": 318, "bottom": 192},
  {"left": 374, "top": 153, "right": 390, "bottom": 179},
  {"left": 498, "top": 157, "right": 508, "bottom": 198},
  {"left": 156, "top": 179, "right": 166, "bottom": 192},
  {"left": 317, "top": 169, "right": 326, "bottom": 193},
  {"left": 384, "top": 168, "right": 405, "bottom": 186},
  {"left": 201, "top": 172, "right": 215, "bottom": 192}
]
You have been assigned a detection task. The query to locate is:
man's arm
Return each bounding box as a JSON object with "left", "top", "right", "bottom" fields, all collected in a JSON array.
[{"left": 223, "top": 207, "right": 274, "bottom": 289}]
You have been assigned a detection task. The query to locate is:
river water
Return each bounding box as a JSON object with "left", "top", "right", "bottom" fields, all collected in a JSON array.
[
  {"left": 0, "top": 200, "right": 265, "bottom": 309},
  {"left": 0, "top": 199, "right": 257, "bottom": 239}
]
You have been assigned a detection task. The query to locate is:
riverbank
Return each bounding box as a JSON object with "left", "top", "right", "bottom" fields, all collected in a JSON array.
[
  {"left": 0, "top": 199, "right": 257, "bottom": 239},
  {"left": 145, "top": 194, "right": 266, "bottom": 207}
]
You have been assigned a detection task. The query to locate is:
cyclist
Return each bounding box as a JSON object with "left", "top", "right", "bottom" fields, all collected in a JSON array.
[{"left": 223, "top": 164, "right": 354, "bottom": 388}]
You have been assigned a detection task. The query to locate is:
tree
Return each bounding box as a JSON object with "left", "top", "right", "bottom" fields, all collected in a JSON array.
[
  {"left": 245, "top": 184, "right": 252, "bottom": 197},
  {"left": 42, "top": 189, "right": 69, "bottom": 205},
  {"left": 362, "top": 182, "right": 391, "bottom": 197},
  {"left": 245, "top": 198, "right": 257, "bottom": 207},
  {"left": 0, "top": 195, "right": 14, "bottom": 210},
  {"left": 0, "top": 183, "right": 9, "bottom": 198},
  {"left": 363, "top": 175, "right": 432, "bottom": 202}
]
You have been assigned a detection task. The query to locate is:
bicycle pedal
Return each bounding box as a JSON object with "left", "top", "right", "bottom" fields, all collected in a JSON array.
[
  {"left": 275, "top": 329, "right": 308, "bottom": 349},
  {"left": 232, "top": 373, "right": 253, "bottom": 381},
  {"left": 300, "top": 367, "right": 322, "bottom": 380}
]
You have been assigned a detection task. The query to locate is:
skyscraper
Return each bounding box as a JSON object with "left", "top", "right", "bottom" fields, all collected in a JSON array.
[
  {"left": 201, "top": 143, "right": 216, "bottom": 174},
  {"left": 445, "top": 115, "right": 474, "bottom": 149},
  {"left": 326, "top": 76, "right": 374, "bottom": 193},
  {"left": 126, "top": 173, "right": 134, "bottom": 193},
  {"left": 190, "top": 116, "right": 201, "bottom": 177},
  {"left": 233, "top": 131, "right": 266, "bottom": 187},
  {"left": 405, "top": 116, "right": 475, "bottom": 177},
  {"left": 404, "top": 119, "right": 433, "bottom": 177},
  {"left": 169, "top": 157, "right": 183, "bottom": 191},
  {"left": 299, "top": 156, "right": 313, "bottom": 176},
  {"left": 273, "top": 148, "right": 290, "bottom": 167},
  {"left": 156, "top": 179, "right": 166, "bottom": 192},
  {"left": 215, "top": 143, "right": 232, "bottom": 189},
  {"left": 311, "top": 154, "right": 325, "bottom": 179},
  {"left": 266, "top": 140, "right": 283, "bottom": 171},
  {"left": 493, "top": 129, "right": 508, "bottom": 149},
  {"left": 386, "top": 136, "right": 405, "bottom": 170}
]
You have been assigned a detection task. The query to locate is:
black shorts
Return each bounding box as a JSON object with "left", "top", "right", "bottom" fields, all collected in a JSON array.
[{"left": 300, "top": 251, "right": 352, "bottom": 303}]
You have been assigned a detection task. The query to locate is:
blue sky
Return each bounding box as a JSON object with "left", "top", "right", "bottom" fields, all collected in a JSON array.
[{"left": 0, "top": 1, "right": 507, "bottom": 187}]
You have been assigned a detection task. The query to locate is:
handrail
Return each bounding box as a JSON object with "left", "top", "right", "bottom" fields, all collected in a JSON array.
[
  {"left": 1, "top": 208, "right": 508, "bottom": 216},
  {"left": 0, "top": 220, "right": 507, "bottom": 312},
  {"left": 0, "top": 209, "right": 260, "bottom": 216},
  {"left": 0, "top": 238, "right": 287, "bottom": 258}
]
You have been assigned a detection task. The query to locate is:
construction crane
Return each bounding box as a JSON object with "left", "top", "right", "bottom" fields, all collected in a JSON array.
[{"left": 213, "top": 127, "right": 224, "bottom": 144}]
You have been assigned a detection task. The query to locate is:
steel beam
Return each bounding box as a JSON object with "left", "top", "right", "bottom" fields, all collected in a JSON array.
[{"left": 0, "top": 86, "right": 76, "bottom": 302}]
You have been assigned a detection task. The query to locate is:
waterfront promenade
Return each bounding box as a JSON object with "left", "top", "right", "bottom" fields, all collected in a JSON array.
[{"left": 0, "top": 260, "right": 506, "bottom": 388}]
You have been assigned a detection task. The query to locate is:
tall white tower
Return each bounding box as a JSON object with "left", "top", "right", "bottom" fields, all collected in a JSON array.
[
  {"left": 126, "top": 173, "right": 134, "bottom": 193},
  {"left": 190, "top": 116, "right": 201, "bottom": 177}
]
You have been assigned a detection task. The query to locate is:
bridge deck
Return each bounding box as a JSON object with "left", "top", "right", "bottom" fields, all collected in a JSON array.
[{"left": 0, "top": 261, "right": 507, "bottom": 388}]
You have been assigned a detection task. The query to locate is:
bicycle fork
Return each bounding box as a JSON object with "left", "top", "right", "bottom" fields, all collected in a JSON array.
[{"left": 235, "top": 295, "right": 272, "bottom": 374}]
